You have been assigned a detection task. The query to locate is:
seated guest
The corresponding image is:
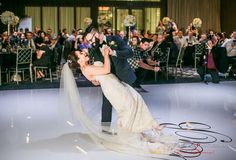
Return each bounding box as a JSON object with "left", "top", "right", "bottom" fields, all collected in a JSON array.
[
  {"left": 24, "top": 31, "right": 36, "bottom": 50},
  {"left": 1, "top": 32, "right": 10, "bottom": 52},
  {"left": 33, "top": 45, "right": 52, "bottom": 79},
  {"left": 35, "top": 31, "right": 47, "bottom": 49},
  {"left": 49, "top": 34, "right": 62, "bottom": 67},
  {"left": 222, "top": 31, "right": 236, "bottom": 78},
  {"left": 9, "top": 31, "right": 20, "bottom": 47},
  {"left": 150, "top": 34, "right": 170, "bottom": 61},
  {"left": 184, "top": 31, "right": 198, "bottom": 46},
  {"left": 173, "top": 30, "right": 187, "bottom": 50},
  {"left": 197, "top": 35, "right": 228, "bottom": 83},
  {"left": 128, "top": 37, "right": 160, "bottom": 92}
]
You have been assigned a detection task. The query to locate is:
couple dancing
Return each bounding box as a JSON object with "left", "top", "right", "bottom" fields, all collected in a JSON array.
[{"left": 61, "top": 30, "right": 178, "bottom": 157}]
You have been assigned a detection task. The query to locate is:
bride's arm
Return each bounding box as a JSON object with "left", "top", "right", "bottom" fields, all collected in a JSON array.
[{"left": 85, "top": 48, "right": 111, "bottom": 76}]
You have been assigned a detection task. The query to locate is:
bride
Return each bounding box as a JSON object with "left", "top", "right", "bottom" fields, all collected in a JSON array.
[
  {"left": 74, "top": 46, "right": 161, "bottom": 133},
  {"left": 61, "top": 46, "right": 178, "bottom": 157}
]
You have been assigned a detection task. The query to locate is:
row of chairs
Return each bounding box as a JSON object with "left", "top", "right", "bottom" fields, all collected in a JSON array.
[
  {"left": 0, "top": 48, "right": 58, "bottom": 85},
  {"left": 154, "top": 44, "right": 205, "bottom": 81},
  {"left": 0, "top": 44, "right": 206, "bottom": 85}
]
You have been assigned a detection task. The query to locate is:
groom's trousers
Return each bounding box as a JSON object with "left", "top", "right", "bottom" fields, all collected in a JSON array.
[{"left": 101, "top": 94, "right": 112, "bottom": 126}]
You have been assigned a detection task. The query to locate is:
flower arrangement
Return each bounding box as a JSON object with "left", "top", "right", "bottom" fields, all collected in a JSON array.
[
  {"left": 192, "top": 18, "right": 202, "bottom": 28},
  {"left": 0, "top": 11, "right": 19, "bottom": 25},
  {"left": 162, "top": 17, "right": 170, "bottom": 26},
  {"left": 83, "top": 17, "right": 92, "bottom": 26},
  {"left": 1, "top": 11, "right": 20, "bottom": 35},
  {"left": 97, "top": 14, "right": 108, "bottom": 25},
  {"left": 0, "top": 11, "right": 16, "bottom": 25},
  {"left": 124, "top": 15, "right": 136, "bottom": 27},
  {"left": 108, "top": 40, "right": 118, "bottom": 50}
]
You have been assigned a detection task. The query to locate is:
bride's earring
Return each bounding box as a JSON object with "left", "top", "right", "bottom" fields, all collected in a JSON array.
[{"left": 77, "top": 59, "right": 82, "bottom": 63}]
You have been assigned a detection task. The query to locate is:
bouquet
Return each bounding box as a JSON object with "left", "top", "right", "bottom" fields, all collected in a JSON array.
[
  {"left": 108, "top": 40, "right": 118, "bottom": 50},
  {"left": 192, "top": 18, "right": 202, "bottom": 28},
  {"left": 124, "top": 15, "right": 136, "bottom": 27}
]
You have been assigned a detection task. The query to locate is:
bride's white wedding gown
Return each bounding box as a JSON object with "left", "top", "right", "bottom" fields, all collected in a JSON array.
[
  {"left": 61, "top": 62, "right": 178, "bottom": 157},
  {"left": 95, "top": 73, "right": 157, "bottom": 133}
]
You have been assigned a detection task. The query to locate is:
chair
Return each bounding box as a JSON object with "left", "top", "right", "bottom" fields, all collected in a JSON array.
[
  {"left": 0, "top": 66, "right": 9, "bottom": 85},
  {"left": 155, "top": 47, "right": 170, "bottom": 80},
  {"left": 175, "top": 47, "right": 186, "bottom": 76},
  {"left": 194, "top": 43, "right": 205, "bottom": 70},
  {"left": 34, "top": 47, "right": 61, "bottom": 82},
  {"left": 8, "top": 48, "right": 33, "bottom": 84}
]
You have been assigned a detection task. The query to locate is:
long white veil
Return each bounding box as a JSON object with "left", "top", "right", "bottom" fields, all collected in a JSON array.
[{"left": 60, "top": 62, "right": 179, "bottom": 159}]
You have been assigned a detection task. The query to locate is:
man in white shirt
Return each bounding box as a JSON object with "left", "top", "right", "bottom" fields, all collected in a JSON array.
[{"left": 222, "top": 31, "right": 236, "bottom": 77}]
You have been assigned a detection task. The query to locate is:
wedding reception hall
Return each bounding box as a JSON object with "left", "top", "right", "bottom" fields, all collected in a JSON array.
[{"left": 0, "top": 0, "right": 236, "bottom": 160}]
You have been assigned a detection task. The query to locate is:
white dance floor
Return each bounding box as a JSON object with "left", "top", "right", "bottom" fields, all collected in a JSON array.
[{"left": 0, "top": 81, "right": 236, "bottom": 160}]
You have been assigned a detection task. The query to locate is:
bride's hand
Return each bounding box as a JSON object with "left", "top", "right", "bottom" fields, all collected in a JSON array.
[
  {"left": 103, "top": 48, "right": 110, "bottom": 56},
  {"left": 100, "top": 45, "right": 110, "bottom": 56}
]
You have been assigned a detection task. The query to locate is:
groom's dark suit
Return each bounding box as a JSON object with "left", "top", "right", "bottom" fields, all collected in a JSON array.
[{"left": 88, "top": 35, "right": 136, "bottom": 125}]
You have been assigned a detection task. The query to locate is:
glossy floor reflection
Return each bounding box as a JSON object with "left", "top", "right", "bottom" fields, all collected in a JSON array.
[{"left": 0, "top": 81, "right": 236, "bottom": 160}]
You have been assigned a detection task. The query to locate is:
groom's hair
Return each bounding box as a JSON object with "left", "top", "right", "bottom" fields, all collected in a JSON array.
[{"left": 140, "top": 38, "right": 151, "bottom": 44}]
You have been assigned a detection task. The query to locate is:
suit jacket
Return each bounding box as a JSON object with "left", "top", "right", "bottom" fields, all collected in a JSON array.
[{"left": 89, "top": 35, "right": 136, "bottom": 85}]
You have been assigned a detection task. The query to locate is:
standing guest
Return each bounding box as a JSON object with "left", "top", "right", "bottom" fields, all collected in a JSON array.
[{"left": 222, "top": 31, "right": 236, "bottom": 78}]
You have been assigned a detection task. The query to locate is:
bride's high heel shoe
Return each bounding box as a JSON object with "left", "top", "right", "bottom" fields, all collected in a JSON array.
[{"left": 141, "top": 125, "right": 165, "bottom": 143}]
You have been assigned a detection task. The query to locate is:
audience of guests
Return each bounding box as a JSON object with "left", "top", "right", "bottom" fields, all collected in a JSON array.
[{"left": 0, "top": 21, "right": 235, "bottom": 84}]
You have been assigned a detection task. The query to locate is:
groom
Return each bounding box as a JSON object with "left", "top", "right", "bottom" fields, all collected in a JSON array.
[{"left": 85, "top": 27, "right": 136, "bottom": 128}]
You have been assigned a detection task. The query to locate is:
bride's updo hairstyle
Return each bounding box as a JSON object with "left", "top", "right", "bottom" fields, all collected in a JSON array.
[{"left": 67, "top": 51, "right": 80, "bottom": 70}]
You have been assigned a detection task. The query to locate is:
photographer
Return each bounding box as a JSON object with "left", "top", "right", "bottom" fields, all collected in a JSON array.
[{"left": 222, "top": 31, "right": 236, "bottom": 78}]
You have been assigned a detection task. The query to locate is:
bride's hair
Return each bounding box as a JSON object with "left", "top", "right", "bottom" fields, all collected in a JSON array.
[{"left": 67, "top": 51, "right": 80, "bottom": 70}]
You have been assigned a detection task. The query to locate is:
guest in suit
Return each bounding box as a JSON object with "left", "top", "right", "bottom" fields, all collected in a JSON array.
[
  {"left": 84, "top": 27, "right": 136, "bottom": 127},
  {"left": 24, "top": 31, "right": 36, "bottom": 50}
]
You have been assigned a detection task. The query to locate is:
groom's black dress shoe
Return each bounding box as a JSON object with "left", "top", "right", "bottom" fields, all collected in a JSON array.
[
  {"left": 134, "top": 87, "right": 148, "bottom": 93},
  {"left": 102, "top": 129, "right": 117, "bottom": 135}
]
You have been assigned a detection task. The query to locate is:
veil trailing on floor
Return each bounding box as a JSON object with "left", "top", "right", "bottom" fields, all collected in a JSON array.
[{"left": 60, "top": 62, "right": 179, "bottom": 159}]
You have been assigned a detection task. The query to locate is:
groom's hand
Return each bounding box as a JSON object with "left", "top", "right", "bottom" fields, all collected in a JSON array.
[{"left": 91, "top": 80, "right": 100, "bottom": 86}]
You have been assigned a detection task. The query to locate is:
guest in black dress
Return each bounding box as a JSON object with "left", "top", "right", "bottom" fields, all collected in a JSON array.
[{"left": 33, "top": 45, "right": 52, "bottom": 78}]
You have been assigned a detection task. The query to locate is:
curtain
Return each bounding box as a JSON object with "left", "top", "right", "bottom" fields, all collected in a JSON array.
[
  {"left": 25, "top": 7, "right": 41, "bottom": 32},
  {"left": 42, "top": 7, "right": 58, "bottom": 34},
  {"left": 59, "top": 7, "right": 75, "bottom": 34},
  {"left": 76, "top": 7, "right": 91, "bottom": 31},
  {"left": 145, "top": 8, "right": 161, "bottom": 33},
  {"left": 132, "top": 9, "right": 143, "bottom": 31},
  {"left": 167, "top": 0, "right": 221, "bottom": 33}
]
